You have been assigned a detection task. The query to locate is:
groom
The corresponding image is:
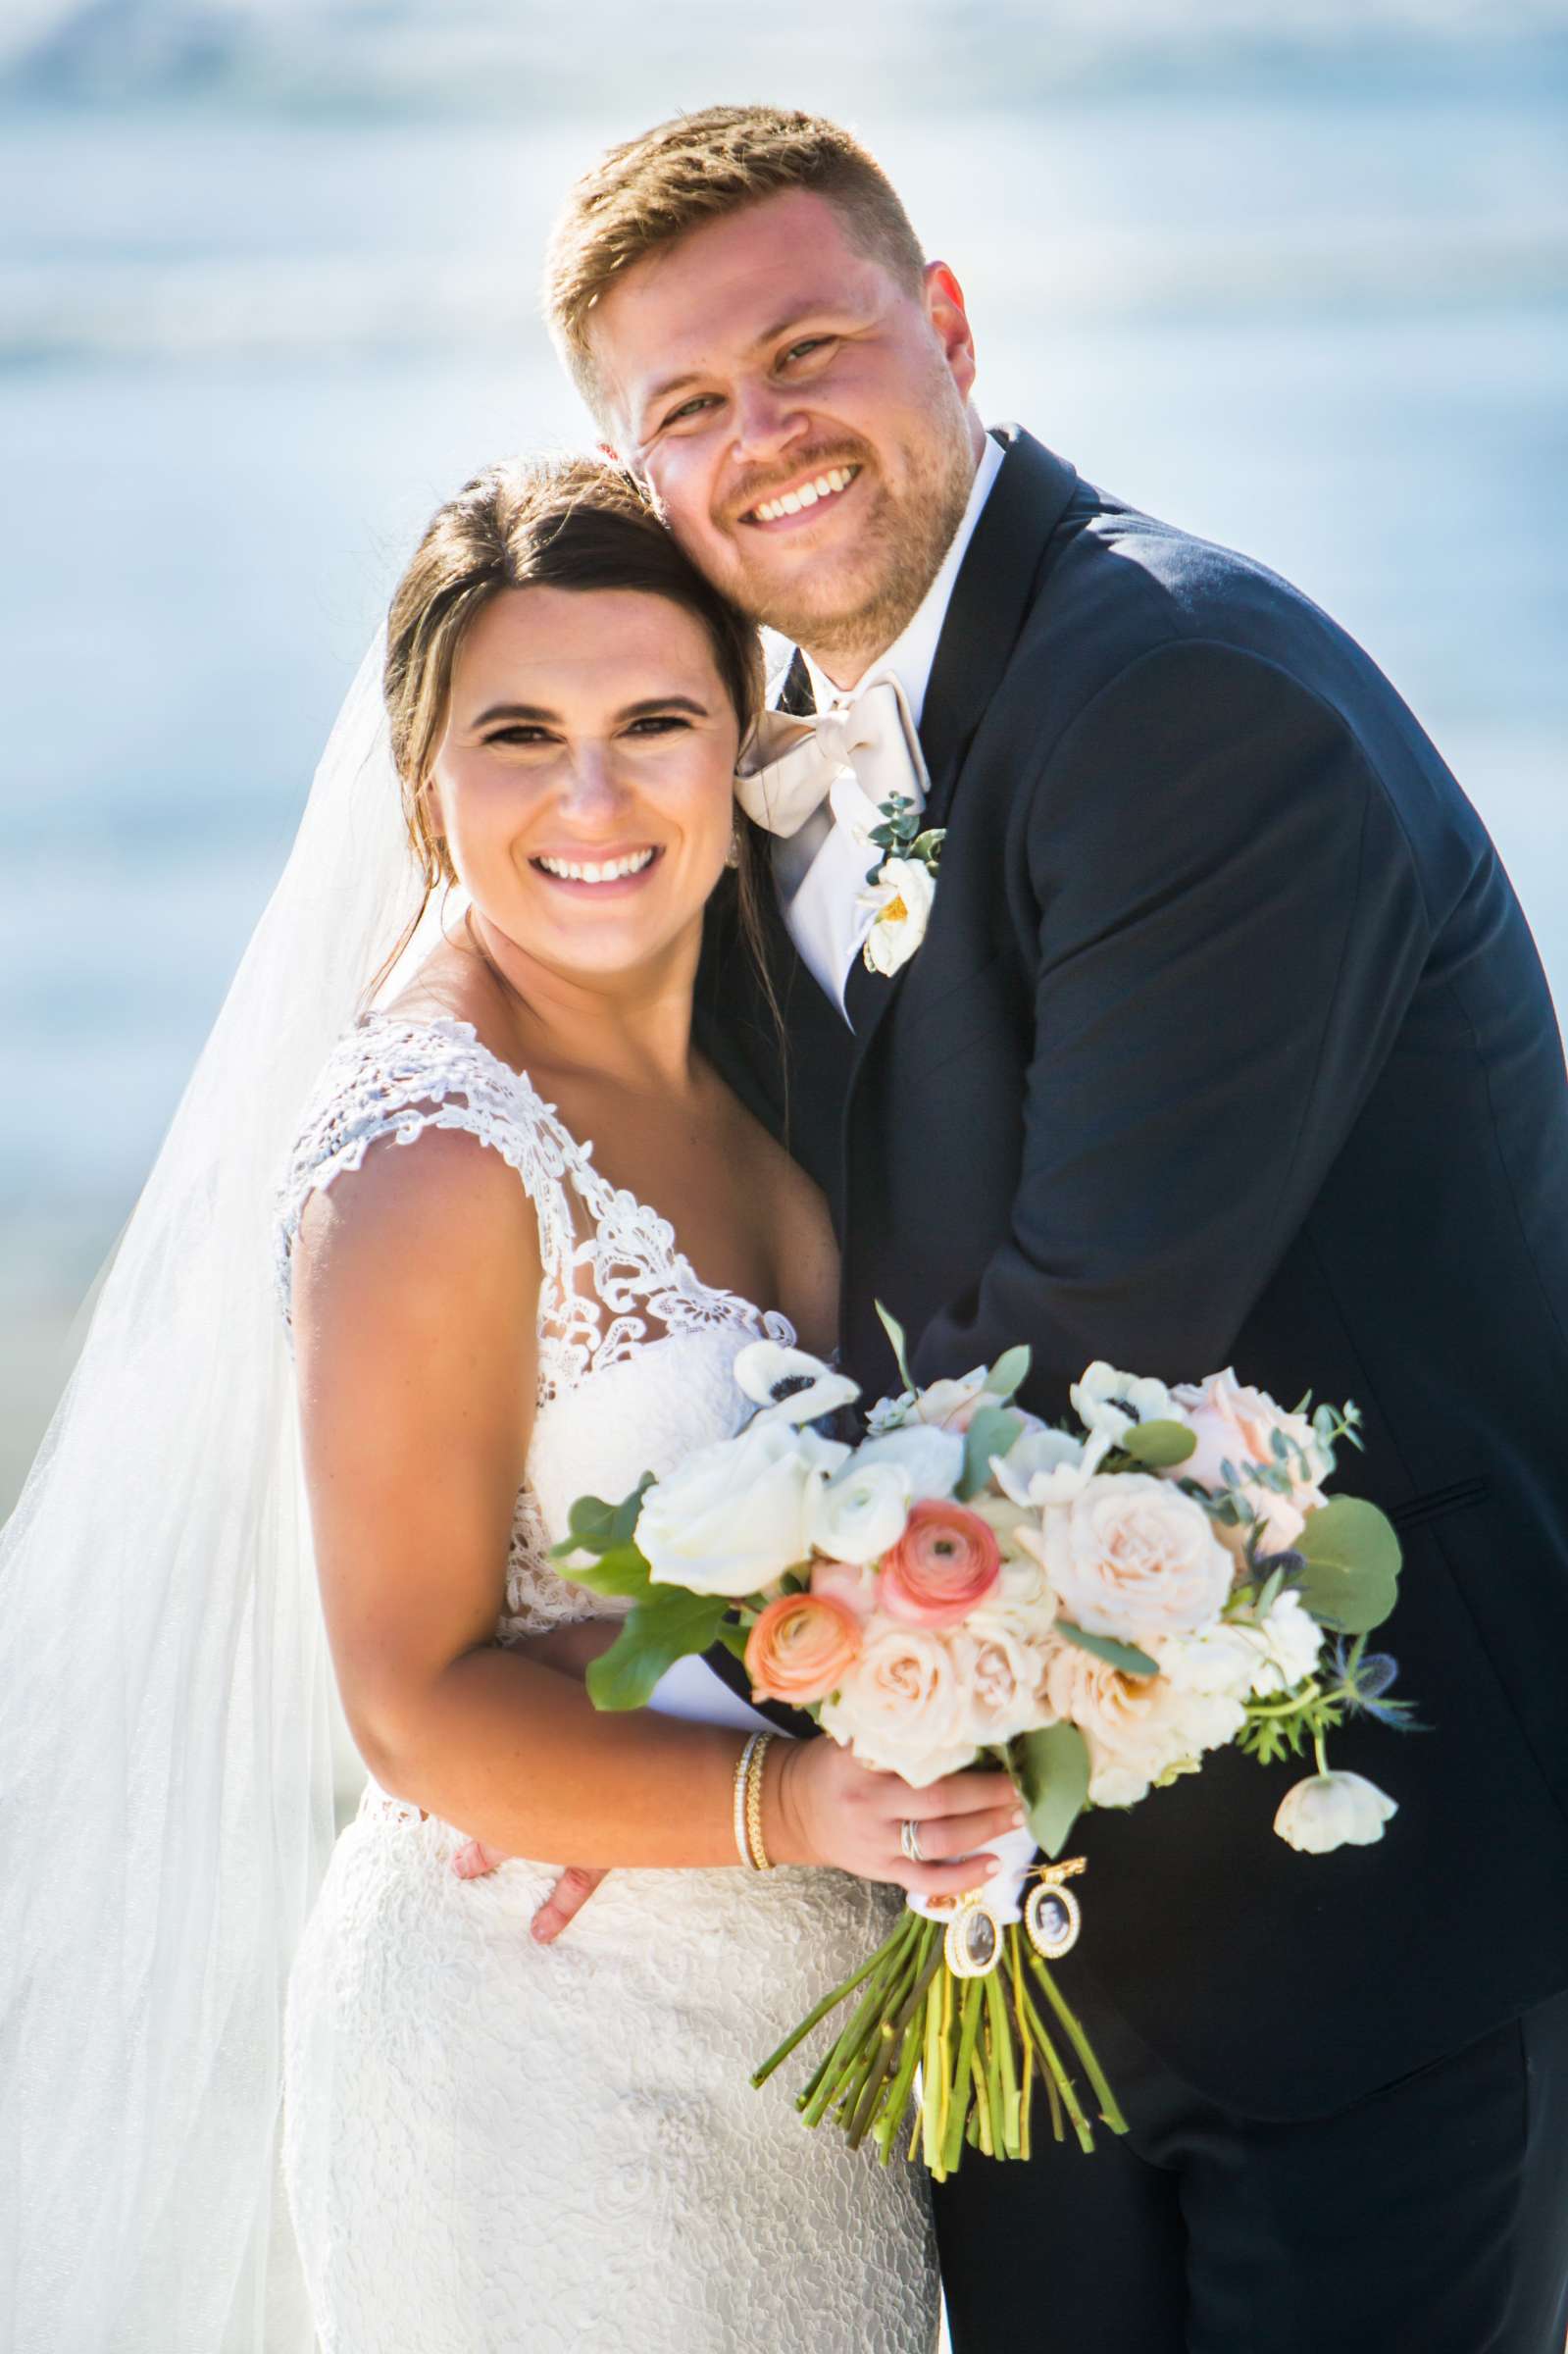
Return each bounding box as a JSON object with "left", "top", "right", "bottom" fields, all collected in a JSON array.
[{"left": 538, "top": 105, "right": 1568, "bottom": 2347}]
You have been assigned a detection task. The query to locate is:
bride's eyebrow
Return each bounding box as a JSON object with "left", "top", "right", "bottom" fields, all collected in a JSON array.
[{"left": 471, "top": 695, "right": 711, "bottom": 727}]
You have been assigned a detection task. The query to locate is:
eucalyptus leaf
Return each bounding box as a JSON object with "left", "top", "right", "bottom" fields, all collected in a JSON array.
[
  {"left": 556, "top": 1543, "right": 653, "bottom": 1602},
  {"left": 1056, "top": 1620, "right": 1159, "bottom": 1677},
  {"left": 1011, "top": 1722, "right": 1091, "bottom": 1860},
  {"left": 1294, "top": 1498, "right": 1403, "bottom": 1634},
  {"left": 985, "top": 1345, "right": 1032, "bottom": 1406},
  {"left": 585, "top": 1589, "right": 728, "bottom": 1713},
  {"left": 1123, "top": 1419, "right": 1198, "bottom": 1469},
  {"left": 960, "top": 1406, "right": 1024, "bottom": 1501},
  {"left": 551, "top": 1492, "right": 622, "bottom": 1560},
  {"left": 875, "top": 1301, "right": 915, "bottom": 1394}
]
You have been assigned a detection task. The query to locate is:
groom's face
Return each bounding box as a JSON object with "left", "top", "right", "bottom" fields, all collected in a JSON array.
[{"left": 588, "top": 189, "right": 982, "bottom": 678}]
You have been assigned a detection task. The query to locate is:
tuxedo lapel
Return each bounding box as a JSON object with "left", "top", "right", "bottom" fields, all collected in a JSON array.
[{"left": 836, "top": 429, "right": 1083, "bottom": 1074}]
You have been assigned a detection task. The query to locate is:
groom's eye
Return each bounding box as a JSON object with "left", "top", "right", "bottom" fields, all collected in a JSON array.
[
  {"left": 781, "top": 336, "right": 835, "bottom": 368},
  {"left": 662, "top": 394, "right": 720, "bottom": 430}
]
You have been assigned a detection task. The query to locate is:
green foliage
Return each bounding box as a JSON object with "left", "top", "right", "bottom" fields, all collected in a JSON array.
[
  {"left": 959, "top": 1406, "right": 1024, "bottom": 1500},
  {"left": 557, "top": 1544, "right": 654, "bottom": 1601},
  {"left": 584, "top": 1588, "right": 728, "bottom": 1713},
  {"left": 875, "top": 1301, "right": 916, "bottom": 1395},
  {"left": 1293, "top": 1498, "right": 1402, "bottom": 1633},
  {"left": 1121, "top": 1419, "right": 1198, "bottom": 1470},
  {"left": 550, "top": 1474, "right": 654, "bottom": 1562},
  {"left": 1055, "top": 1621, "right": 1159, "bottom": 1677},
  {"left": 985, "top": 1345, "right": 1032, "bottom": 1405},
  {"left": 1010, "top": 1722, "right": 1090, "bottom": 1859}
]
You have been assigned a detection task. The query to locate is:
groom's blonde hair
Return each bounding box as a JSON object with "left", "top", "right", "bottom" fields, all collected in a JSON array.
[{"left": 544, "top": 104, "right": 927, "bottom": 421}]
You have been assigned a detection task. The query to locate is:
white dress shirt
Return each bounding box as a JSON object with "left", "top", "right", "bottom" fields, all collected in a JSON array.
[{"left": 772, "top": 431, "right": 1005, "bottom": 1018}]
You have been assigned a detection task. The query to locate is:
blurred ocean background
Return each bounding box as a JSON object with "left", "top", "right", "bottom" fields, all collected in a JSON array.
[{"left": 2, "top": 0, "right": 1566, "bottom": 1510}]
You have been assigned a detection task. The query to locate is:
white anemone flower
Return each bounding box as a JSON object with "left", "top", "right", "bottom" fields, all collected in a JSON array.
[
  {"left": 733, "top": 1339, "right": 861, "bottom": 1429},
  {"left": 1070, "top": 1360, "right": 1180, "bottom": 1442},
  {"left": 1274, "top": 1770, "right": 1398, "bottom": 1854}
]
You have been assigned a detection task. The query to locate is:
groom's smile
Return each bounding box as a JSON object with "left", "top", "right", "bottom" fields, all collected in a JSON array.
[{"left": 587, "top": 187, "right": 985, "bottom": 685}]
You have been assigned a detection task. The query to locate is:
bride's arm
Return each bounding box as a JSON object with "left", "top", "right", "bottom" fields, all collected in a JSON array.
[{"left": 291, "top": 1127, "right": 1019, "bottom": 1884}]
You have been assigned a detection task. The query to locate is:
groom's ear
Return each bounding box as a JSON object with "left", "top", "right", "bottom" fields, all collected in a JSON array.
[{"left": 923, "top": 260, "right": 979, "bottom": 402}]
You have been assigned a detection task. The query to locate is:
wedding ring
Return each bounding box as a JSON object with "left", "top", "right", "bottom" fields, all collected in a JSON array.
[{"left": 898, "top": 1817, "right": 925, "bottom": 1866}]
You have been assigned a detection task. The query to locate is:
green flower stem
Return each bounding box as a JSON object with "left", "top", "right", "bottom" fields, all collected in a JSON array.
[
  {"left": 751, "top": 1914, "right": 914, "bottom": 2090},
  {"left": 921, "top": 1966, "right": 947, "bottom": 2173},
  {"left": 1313, "top": 1731, "right": 1331, "bottom": 1774},
  {"left": 941, "top": 1979, "right": 986, "bottom": 2175},
  {"left": 1007, "top": 1932, "right": 1036, "bottom": 2162},
  {"left": 985, "top": 1966, "right": 1023, "bottom": 2158},
  {"left": 871, "top": 1954, "right": 936, "bottom": 2164},
  {"left": 1026, "top": 1953, "right": 1129, "bottom": 2136},
  {"left": 1017, "top": 1974, "right": 1095, "bottom": 2154},
  {"left": 851, "top": 1928, "right": 943, "bottom": 2152}
]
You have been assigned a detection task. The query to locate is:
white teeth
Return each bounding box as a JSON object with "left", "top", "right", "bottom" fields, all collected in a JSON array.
[
  {"left": 536, "top": 848, "right": 656, "bottom": 883},
  {"left": 752, "top": 465, "right": 857, "bottom": 524}
]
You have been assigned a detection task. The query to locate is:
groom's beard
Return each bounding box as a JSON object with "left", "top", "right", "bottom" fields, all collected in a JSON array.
[{"left": 724, "top": 410, "right": 977, "bottom": 685}]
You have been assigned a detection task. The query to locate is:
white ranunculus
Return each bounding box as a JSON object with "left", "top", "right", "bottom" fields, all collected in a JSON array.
[
  {"left": 1070, "top": 1361, "right": 1180, "bottom": 1443},
  {"left": 635, "top": 1420, "right": 848, "bottom": 1597},
  {"left": 1274, "top": 1770, "right": 1398, "bottom": 1854},
  {"left": 1249, "top": 1589, "right": 1325, "bottom": 1696},
  {"left": 1159, "top": 1619, "right": 1270, "bottom": 1703},
  {"left": 731, "top": 1338, "right": 861, "bottom": 1429},
  {"left": 820, "top": 1618, "right": 975, "bottom": 1786},
  {"left": 858, "top": 855, "right": 936, "bottom": 977},
  {"left": 1042, "top": 1474, "right": 1235, "bottom": 1642},
  {"left": 853, "top": 1423, "right": 966, "bottom": 1501},
  {"left": 992, "top": 1424, "right": 1113, "bottom": 1508},
  {"left": 810, "top": 1459, "right": 913, "bottom": 1565}
]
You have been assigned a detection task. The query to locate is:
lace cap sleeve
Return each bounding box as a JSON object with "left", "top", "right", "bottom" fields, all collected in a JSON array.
[{"left": 273, "top": 1015, "right": 574, "bottom": 1325}]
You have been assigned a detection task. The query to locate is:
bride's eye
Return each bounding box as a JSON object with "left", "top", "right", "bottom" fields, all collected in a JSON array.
[
  {"left": 625, "top": 714, "right": 690, "bottom": 737},
  {"left": 482, "top": 724, "right": 552, "bottom": 746}
]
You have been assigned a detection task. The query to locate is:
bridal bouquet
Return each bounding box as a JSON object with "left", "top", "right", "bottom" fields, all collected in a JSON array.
[{"left": 556, "top": 1313, "right": 1410, "bottom": 2175}]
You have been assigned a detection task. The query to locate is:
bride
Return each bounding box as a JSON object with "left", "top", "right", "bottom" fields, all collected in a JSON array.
[{"left": 0, "top": 453, "right": 1023, "bottom": 2351}]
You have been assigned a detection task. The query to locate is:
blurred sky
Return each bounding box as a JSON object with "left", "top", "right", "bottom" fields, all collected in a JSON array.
[{"left": 2, "top": 0, "right": 1565, "bottom": 1505}]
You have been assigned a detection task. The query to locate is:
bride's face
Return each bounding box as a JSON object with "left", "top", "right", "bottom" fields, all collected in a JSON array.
[{"left": 426, "top": 584, "right": 741, "bottom": 983}]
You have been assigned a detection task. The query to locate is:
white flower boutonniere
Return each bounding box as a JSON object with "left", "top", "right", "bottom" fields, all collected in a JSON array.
[{"left": 857, "top": 793, "right": 945, "bottom": 977}]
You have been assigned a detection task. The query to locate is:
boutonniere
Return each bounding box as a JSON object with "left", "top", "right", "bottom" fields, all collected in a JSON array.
[{"left": 857, "top": 793, "right": 945, "bottom": 977}]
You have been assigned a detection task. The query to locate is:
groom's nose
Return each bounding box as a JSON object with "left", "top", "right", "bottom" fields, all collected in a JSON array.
[{"left": 729, "top": 376, "right": 810, "bottom": 468}]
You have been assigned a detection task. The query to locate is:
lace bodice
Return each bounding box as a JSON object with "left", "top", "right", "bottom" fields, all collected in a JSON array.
[{"left": 276, "top": 1014, "right": 794, "bottom": 1634}]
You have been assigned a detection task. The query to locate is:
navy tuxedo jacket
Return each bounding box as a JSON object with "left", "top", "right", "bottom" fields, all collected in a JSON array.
[{"left": 696, "top": 425, "right": 1568, "bottom": 2117}]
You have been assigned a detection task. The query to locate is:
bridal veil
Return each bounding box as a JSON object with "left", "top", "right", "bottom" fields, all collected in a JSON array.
[{"left": 0, "top": 637, "right": 420, "bottom": 2351}]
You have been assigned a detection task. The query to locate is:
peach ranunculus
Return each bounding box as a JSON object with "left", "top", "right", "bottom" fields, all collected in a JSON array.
[
  {"left": 880, "top": 1499, "right": 1002, "bottom": 1628},
  {"left": 745, "top": 1593, "right": 863, "bottom": 1707},
  {"left": 819, "top": 1619, "right": 975, "bottom": 1786},
  {"left": 1040, "top": 1473, "right": 1235, "bottom": 1642},
  {"left": 809, "top": 1556, "right": 882, "bottom": 1621},
  {"left": 1169, "top": 1368, "right": 1332, "bottom": 1553}
]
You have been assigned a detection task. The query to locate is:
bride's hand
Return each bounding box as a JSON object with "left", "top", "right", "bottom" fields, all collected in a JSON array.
[{"left": 769, "top": 1740, "right": 1024, "bottom": 1900}]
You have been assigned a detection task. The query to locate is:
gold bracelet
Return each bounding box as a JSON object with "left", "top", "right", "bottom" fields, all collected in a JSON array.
[
  {"left": 733, "top": 1733, "right": 761, "bottom": 1868},
  {"left": 744, "top": 1732, "right": 776, "bottom": 1872}
]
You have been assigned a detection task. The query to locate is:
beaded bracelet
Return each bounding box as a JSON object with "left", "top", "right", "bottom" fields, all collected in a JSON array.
[
  {"left": 744, "top": 1733, "right": 776, "bottom": 1872},
  {"left": 733, "top": 1733, "right": 763, "bottom": 1868}
]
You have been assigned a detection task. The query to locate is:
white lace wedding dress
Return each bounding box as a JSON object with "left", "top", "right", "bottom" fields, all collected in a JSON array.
[{"left": 274, "top": 1014, "right": 939, "bottom": 2354}]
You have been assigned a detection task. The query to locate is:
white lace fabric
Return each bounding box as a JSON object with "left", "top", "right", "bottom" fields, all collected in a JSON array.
[{"left": 276, "top": 1012, "right": 795, "bottom": 1638}]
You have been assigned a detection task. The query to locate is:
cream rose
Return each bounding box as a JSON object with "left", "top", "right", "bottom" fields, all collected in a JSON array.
[
  {"left": 634, "top": 1421, "right": 848, "bottom": 1597},
  {"left": 820, "top": 1618, "right": 975, "bottom": 1786},
  {"left": 1170, "top": 1368, "right": 1332, "bottom": 1553},
  {"left": 960, "top": 1597, "right": 1059, "bottom": 1749},
  {"left": 1041, "top": 1474, "right": 1235, "bottom": 1642},
  {"left": 1046, "top": 1644, "right": 1242, "bottom": 1806}
]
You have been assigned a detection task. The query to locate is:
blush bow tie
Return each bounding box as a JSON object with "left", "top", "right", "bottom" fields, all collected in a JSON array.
[{"left": 733, "top": 674, "right": 930, "bottom": 843}]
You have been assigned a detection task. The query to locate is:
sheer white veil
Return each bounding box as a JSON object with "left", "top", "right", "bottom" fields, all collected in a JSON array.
[{"left": 0, "top": 634, "right": 424, "bottom": 2350}]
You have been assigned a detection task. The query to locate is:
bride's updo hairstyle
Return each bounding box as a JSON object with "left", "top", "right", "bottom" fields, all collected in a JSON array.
[{"left": 379, "top": 453, "right": 773, "bottom": 992}]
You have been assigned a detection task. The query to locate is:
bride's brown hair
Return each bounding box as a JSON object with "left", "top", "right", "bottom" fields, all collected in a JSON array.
[{"left": 377, "top": 454, "right": 777, "bottom": 1019}]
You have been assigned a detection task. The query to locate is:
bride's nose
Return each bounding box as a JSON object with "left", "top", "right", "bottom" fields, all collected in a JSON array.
[{"left": 553, "top": 739, "right": 630, "bottom": 820}]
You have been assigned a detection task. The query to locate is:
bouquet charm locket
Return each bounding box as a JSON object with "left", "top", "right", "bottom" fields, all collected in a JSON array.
[{"left": 557, "top": 1310, "right": 1410, "bottom": 2175}]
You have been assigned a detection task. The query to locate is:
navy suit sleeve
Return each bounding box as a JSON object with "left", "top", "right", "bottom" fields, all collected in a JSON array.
[{"left": 911, "top": 638, "right": 1432, "bottom": 1400}]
